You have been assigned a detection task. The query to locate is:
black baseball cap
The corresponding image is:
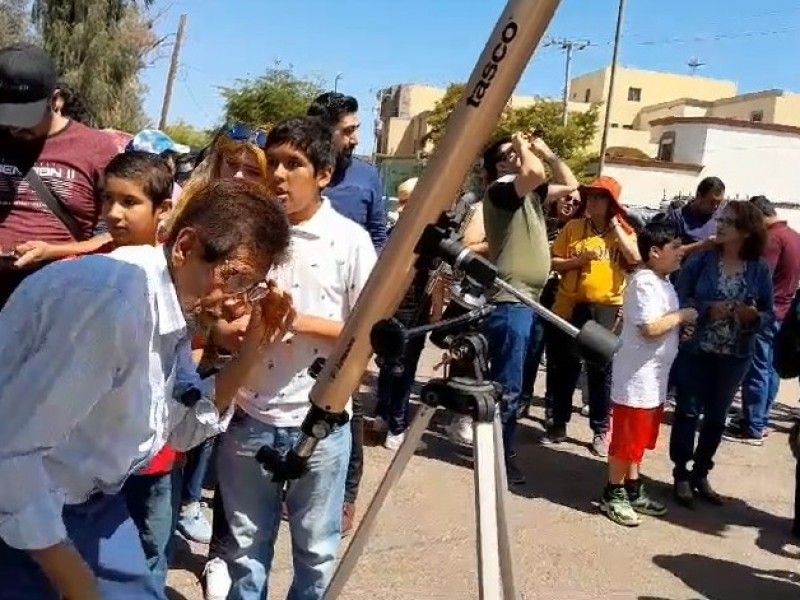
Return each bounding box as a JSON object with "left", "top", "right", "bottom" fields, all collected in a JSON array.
[{"left": 0, "top": 44, "right": 58, "bottom": 129}]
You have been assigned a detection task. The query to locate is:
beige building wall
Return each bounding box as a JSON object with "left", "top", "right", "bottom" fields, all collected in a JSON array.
[
  {"left": 709, "top": 91, "right": 780, "bottom": 123},
  {"left": 570, "top": 67, "right": 737, "bottom": 129},
  {"left": 774, "top": 95, "right": 800, "bottom": 127}
]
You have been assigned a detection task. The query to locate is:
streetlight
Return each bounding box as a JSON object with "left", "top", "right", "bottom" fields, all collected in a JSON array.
[
  {"left": 598, "top": 0, "right": 626, "bottom": 176},
  {"left": 334, "top": 72, "right": 343, "bottom": 93}
]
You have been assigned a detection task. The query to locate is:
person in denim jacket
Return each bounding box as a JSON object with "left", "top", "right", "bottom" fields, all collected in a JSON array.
[{"left": 669, "top": 201, "right": 774, "bottom": 508}]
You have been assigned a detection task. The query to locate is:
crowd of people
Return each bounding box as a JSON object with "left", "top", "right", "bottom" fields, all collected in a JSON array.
[{"left": 1, "top": 41, "right": 799, "bottom": 600}]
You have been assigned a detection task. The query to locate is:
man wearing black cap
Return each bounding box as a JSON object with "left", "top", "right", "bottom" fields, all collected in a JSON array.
[{"left": 0, "top": 44, "right": 118, "bottom": 307}]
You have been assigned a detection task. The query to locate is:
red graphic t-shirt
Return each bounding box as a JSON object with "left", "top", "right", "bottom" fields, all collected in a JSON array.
[{"left": 0, "top": 121, "right": 119, "bottom": 248}]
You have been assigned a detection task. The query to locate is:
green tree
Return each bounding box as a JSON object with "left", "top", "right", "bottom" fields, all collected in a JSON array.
[
  {"left": 221, "top": 64, "right": 325, "bottom": 129},
  {"left": 31, "top": 0, "right": 160, "bottom": 131},
  {"left": 425, "top": 82, "right": 600, "bottom": 181},
  {"left": 164, "top": 119, "right": 211, "bottom": 149}
]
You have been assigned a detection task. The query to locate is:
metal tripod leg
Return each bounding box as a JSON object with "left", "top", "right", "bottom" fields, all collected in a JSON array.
[
  {"left": 473, "top": 415, "right": 519, "bottom": 600},
  {"left": 323, "top": 404, "right": 437, "bottom": 599},
  {"left": 493, "top": 414, "right": 518, "bottom": 600}
]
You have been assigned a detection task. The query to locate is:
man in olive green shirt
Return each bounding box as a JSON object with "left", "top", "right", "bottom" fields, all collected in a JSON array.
[{"left": 481, "top": 133, "right": 577, "bottom": 485}]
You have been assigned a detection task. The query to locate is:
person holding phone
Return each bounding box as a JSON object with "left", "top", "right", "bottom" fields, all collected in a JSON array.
[{"left": 670, "top": 201, "right": 774, "bottom": 508}]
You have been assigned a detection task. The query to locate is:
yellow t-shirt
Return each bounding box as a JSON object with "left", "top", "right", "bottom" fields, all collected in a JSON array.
[{"left": 551, "top": 218, "right": 630, "bottom": 318}]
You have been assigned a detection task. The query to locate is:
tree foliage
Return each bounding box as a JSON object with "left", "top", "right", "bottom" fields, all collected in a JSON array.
[
  {"left": 425, "top": 82, "right": 601, "bottom": 180},
  {"left": 30, "top": 0, "right": 160, "bottom": 131},
  {"left": 221, "top": 65, "right": 325, "bottom": 129},
  {"left": 164, "top": 119, "right": 211, "bottom": 149}
]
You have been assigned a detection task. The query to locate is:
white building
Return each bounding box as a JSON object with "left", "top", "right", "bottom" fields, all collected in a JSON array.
[{"left": 604, "top": 117, "right": 800, "bottom": 216}]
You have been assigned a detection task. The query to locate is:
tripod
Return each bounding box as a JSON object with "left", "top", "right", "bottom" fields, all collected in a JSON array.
[{"left": 325, "top": 327, "right": 519, "bottom": 600}]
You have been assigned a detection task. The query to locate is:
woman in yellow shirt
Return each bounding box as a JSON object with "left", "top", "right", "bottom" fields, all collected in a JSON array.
[{"left": 544, "top": 176, "right": 640, "bottom": 456}]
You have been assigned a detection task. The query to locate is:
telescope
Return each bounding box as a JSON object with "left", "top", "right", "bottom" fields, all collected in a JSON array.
[{"left": 255, "top": 0, "right": 622, "bottom": 597}]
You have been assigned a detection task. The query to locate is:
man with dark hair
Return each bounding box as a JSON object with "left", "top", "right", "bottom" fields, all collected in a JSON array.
[
  {"left": 307, "top": 91, "right": 386, "bottom": 536},
  {"left": 0, "top": 44, "right": 119, "bottom": 307},
  {"left": 307, "top": 91, "right": 386, "bottom": 250},
  {"left": 480, "top": 132, "right": 574, "bottom": 484},
  {"left": 725, "top": 195, "right": 800, "bottom": 444},
  {"left": 662, "top": 176, "right": 726, "bottom": 256},
  {"left": 0, "top": 179, "right": 294, "bottom": 599}
]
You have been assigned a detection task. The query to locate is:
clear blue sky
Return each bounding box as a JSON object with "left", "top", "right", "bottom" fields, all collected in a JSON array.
[{"left": 141, "top": 0, "right": 800, "bottom": 153}]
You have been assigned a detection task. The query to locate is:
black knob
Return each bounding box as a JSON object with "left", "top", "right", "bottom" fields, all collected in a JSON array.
[{"left": 308, "top": 357, "right": 326, "bottom": 379}]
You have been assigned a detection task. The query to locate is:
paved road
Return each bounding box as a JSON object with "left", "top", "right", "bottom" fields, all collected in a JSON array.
[{"left": 168, "top": 346, "right": 800, "bottom": 599}]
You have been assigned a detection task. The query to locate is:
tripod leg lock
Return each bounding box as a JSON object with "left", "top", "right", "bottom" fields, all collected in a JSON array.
[{"left": 255, "top": 404, "right": 350, "bottom": 483}]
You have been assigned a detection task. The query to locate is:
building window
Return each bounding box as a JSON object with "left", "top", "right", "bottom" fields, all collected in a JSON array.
[
  {"left": 611, "top": 123, "right": 619, "bottom": 128},
  {"left": 622, "top": 124, "right": 634, "bottom": 130},
  {"left": 750, "top": 110, "right": 764, "bottom": 123},
  {"left": 628, "top": 87, "right": 642, "bottom": 102},
  {"left": 657, "top": 131, "right": 676, "bottom": 162},
  {"left": 584, "top": 89, "right": 591, "bottom": 103}
]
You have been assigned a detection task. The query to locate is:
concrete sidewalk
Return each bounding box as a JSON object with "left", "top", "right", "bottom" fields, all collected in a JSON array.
[{"left": 168, "top": 346, "right": 800, "bottom": 599}]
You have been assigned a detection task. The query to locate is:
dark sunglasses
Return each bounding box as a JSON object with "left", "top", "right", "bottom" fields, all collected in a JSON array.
[{"left": 224, "top": 123, "right": 268, "bottom": 148}]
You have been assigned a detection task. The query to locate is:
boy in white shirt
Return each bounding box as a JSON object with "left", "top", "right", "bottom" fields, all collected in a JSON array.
[
  {"left": 216, "top": 117, "right": 377, "bottom": 600},
  {"left": 602, "top": 222, "right": 697, "bottom": 527}
]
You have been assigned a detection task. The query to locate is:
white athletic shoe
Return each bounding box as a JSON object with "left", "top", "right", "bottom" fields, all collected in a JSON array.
[{"left": 203, "top": 557, "right": 231, "bottom": 600}]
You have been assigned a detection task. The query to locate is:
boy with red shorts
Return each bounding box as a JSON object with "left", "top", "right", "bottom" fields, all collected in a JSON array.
[{"left": 602, "top": 221, "right": 697, "bottom": 526}]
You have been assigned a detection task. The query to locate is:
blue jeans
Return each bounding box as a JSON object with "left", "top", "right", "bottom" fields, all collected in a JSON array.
[
  {"left": 375, "top": 333, "right": 427, "bottom": 435},
  {"left": 741, "top": 321, "right": 781, "bottom": 437},
  {"left": 217, "top": 412, "right": 351, "bottom": 600},
  {"left": 521, "top": 319, "right": 546, "bottom": 399},
  {"left": 486, "top": 303, "right": 537, "bottom": 458},
  {"left": 123, "top": 469, "right": 182, "bottom": 590},
  {"left": 670, "top": 351, "right": 751, "bottom": 481},
  {"left": 0, "top": 493, "right": 165, "bottom": 600},
  {"left": 182, "top": 437, "right": 214, "bottom": 503}
]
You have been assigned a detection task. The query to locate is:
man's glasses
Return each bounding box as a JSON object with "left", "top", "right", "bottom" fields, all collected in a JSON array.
[{"left": 224, "top": 123, "right": 268, "bottom": 148}]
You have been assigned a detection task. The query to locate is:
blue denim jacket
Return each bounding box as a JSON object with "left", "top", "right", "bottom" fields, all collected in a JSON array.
[{"left": 675, "top": 249, "right": 774, "bottom": 358}]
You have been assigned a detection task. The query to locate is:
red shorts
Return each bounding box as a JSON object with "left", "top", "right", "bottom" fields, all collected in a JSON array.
[{"left": 608, "top": 404, "right": 663, "bottom": 463}]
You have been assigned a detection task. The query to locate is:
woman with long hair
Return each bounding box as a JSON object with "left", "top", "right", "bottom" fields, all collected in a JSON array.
[
  {"left": 670, "top": 200, "right": 773, "bottom": 507},
  {"left": 163, "top": 125, "right": 269, "bottom": 600},
  {"left": 545, "top": 177, "right": 640, "bottom": 456}
]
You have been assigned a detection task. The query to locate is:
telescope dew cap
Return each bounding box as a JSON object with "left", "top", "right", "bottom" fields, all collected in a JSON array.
[{"left": 0, "top": 44, "right": 58, "bottom": 129}]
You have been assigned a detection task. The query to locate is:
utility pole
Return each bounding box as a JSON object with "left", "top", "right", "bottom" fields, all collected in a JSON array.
[
  {"left": 334, "top": 72, "right": 343, "bottom": 93},
  {"left": 598, "top": 0, "right": 626, "bottom": 176},
  {"left": 545, "top": 38, "right": 590, "bottom": 126},
  {"left": 159, "top": 14, "right": 188, "bottom": 130}
]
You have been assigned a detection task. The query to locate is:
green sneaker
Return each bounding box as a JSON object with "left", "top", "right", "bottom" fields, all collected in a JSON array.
[
  {"left": 600, "top": 487, "right": 641, "bottom": 527},
  {"left": 629, "top": 484, "right": 668, "bottom": 517}
]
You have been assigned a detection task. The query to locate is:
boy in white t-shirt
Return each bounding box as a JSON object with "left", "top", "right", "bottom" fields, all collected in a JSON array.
[
  {"left": 602, "top": 222, "right": 697, "bottom": 527},
  {"left": 216, "top": 117, "right": 376, "bottom": 600}
]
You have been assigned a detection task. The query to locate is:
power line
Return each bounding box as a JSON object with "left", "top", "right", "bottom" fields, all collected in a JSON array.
[{"left": 543, "top": 38, "right": 590, "bottom": 125}]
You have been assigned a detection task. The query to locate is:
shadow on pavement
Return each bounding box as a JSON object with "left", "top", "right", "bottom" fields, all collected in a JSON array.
[
  {"left": 170, "top": 536, "right": 207, "bottom": 580},
  {"left": 166, "top": 587, "right": 191, "bottom": 600},
  {"left": 641, "top": 553, "right": 800, "bottom": 600},
  {"left": 415, "top": 415, "right": 797, "bottom": 549}
]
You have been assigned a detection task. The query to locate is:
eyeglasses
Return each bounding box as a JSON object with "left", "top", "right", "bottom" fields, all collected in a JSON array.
[{"left": 223, "top": 123, "right": 268, "bottom": 148}]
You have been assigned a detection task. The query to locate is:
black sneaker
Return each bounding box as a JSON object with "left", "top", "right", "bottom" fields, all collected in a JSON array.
[
  {"left": 673, "top": 480, "right": 695, "bottom": 509},
  {"left": 541, "top": 424, "right": 567, "bottom": 445},
  {"left": 723, "top": 428, "right": 764, "bottom": 446},
  {"left": 693, "top": 477, "right": 724, "bottom": 506},
  {"left": 505, "top": 458, "right": 526, "bottom": 486}
]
